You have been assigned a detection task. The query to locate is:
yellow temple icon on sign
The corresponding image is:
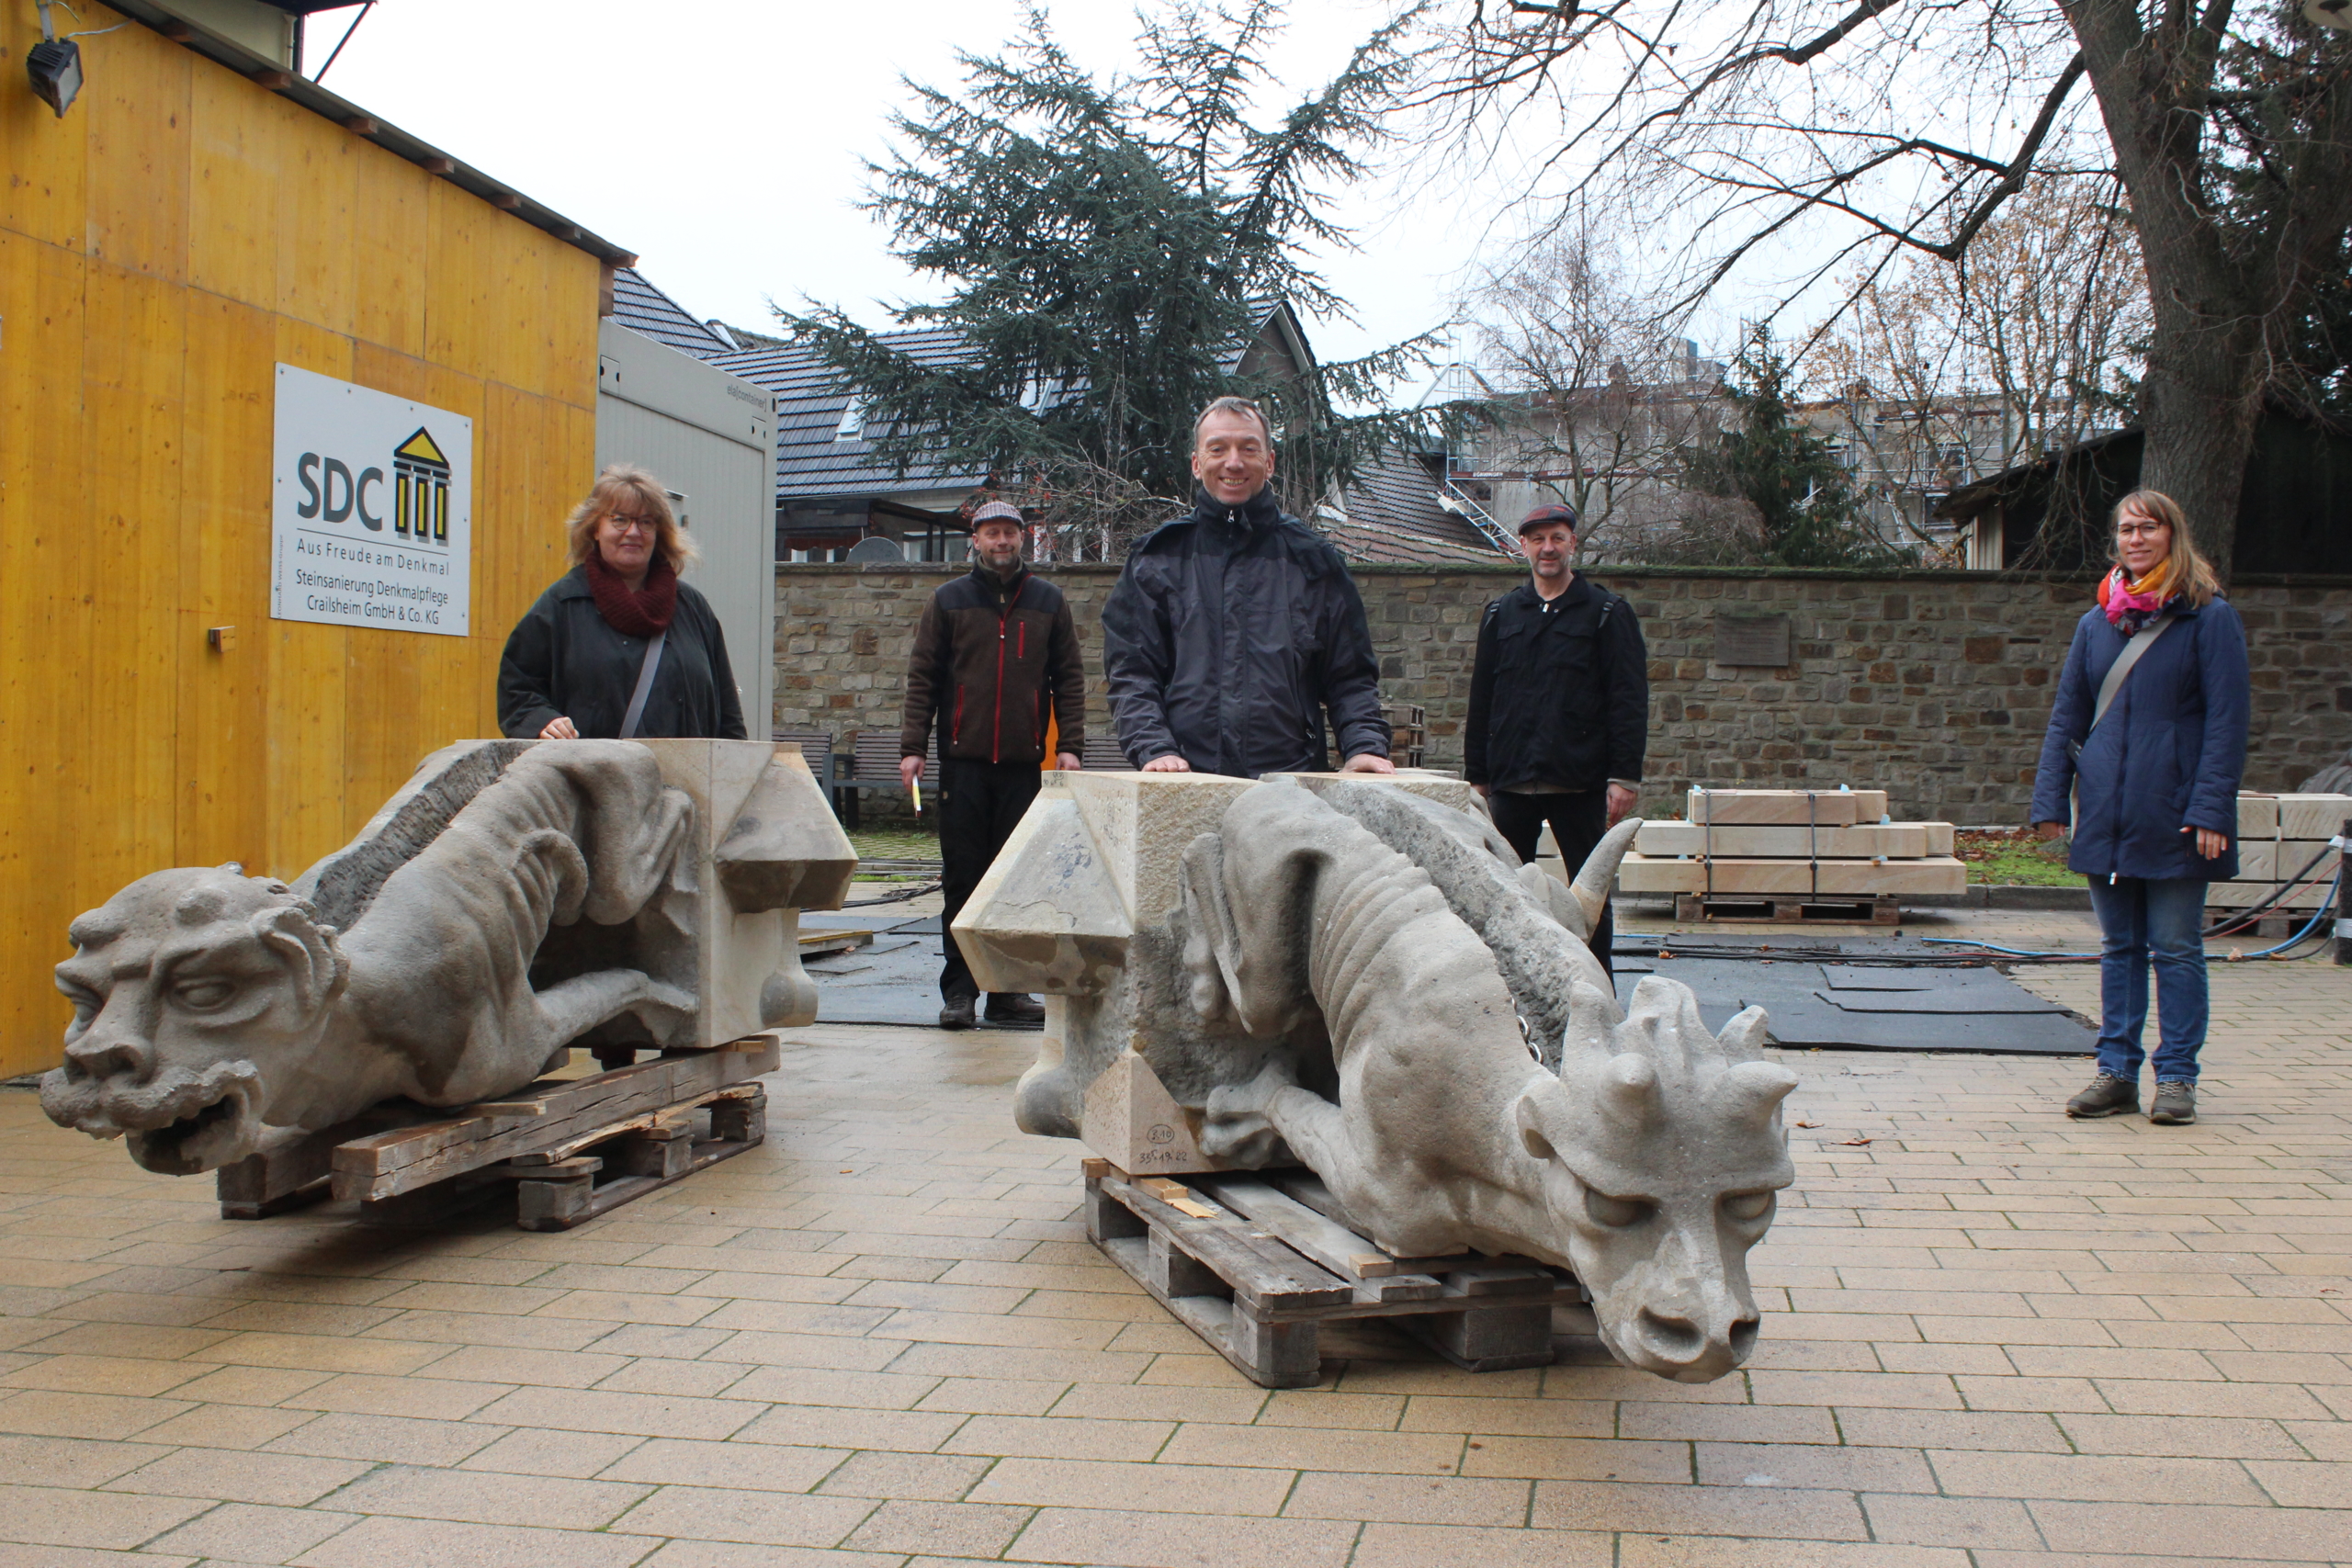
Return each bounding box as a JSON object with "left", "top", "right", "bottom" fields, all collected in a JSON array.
[{"left": 393, "top": 427, "right": 452, "bottom": 545}]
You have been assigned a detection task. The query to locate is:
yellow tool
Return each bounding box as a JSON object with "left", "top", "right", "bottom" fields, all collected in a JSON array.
[{"left": 910, "top": 775, "right": 922, "bottom": 814}]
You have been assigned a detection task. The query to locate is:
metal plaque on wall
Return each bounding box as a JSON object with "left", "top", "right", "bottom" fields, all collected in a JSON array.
[
  {"left": 1714, "top": 613, "right": 1792, "bottom": 667},
  {"left": 271, "top": 364, "right": 472, "bottom": 637}
]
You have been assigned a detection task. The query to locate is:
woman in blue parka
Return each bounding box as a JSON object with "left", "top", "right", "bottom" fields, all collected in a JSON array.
[{"left": 2030, "top": 491, "right": 2249, "bottom": 1127}]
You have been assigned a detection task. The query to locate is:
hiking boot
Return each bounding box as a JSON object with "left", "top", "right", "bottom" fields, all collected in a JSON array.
[
  {"left": 984, "top": 993, "right": 1046, "bottom": 1025},
  {"left": 2065, "top": 1073, "right": 2140, "bottom": 1119},
  {"left": 2149, "top": 1080, "right": 2198, "bottom": 1125},
  {"left": 938, "top": 995, "right": 978, "bottom": 1031}
]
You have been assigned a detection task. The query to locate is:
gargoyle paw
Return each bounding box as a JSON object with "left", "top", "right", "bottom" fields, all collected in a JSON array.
[{"left": 1201, "top": 1059, "right": 1295, "bottom": 1164}]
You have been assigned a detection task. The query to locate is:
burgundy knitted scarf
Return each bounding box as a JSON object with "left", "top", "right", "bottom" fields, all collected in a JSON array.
[{"left": 584, "top": 549, "right": 678, "bottom": 637}]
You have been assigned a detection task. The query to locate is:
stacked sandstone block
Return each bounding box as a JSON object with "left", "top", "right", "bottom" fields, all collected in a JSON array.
[
  {"left": 1621, "top": 787, "right": 1966, "bottom": 898},
  {"left": 2208, "top": 793, "right": 2351, "bottom": 909}
]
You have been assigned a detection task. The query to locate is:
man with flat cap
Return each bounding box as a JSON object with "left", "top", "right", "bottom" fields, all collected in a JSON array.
[
  {"left": 900, "top": 500, "right": 1085, "bottom": 1030},
  {"left": 1464, "top": 502, "right": 1649, "bottom": 975}
]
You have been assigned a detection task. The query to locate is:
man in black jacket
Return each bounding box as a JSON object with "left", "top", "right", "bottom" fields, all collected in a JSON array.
[
  {"left": 1465, "top": 502, "right": 1649, "bottom": 974},
  {"left": 1102, "top": 398, "right": 1392, "bottom": 779},
  {"left": 900, "top": 502, "right": 1086, "bottom": 1029}
]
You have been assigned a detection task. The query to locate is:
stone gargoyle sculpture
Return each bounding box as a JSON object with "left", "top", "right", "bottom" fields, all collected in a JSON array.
[
  {"left": 954, "top": 770, "right": 1797, "bottom": 1382},
  {"left": 42, "top": 739, "right": 854, "bottom": 1176}
]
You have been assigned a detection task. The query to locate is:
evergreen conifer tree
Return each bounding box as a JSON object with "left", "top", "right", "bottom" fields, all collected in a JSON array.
[
  {"left": 1677, "top": 327, "right": 1916, "bottom": 568},
  {"left": 781, "top": 3, "right": 1448, "bottom": 554}
]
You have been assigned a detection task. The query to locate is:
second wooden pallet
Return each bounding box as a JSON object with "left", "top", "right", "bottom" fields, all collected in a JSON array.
[{"left": 1084, "top": 1161, "right": 1584, "bottom": 1388}]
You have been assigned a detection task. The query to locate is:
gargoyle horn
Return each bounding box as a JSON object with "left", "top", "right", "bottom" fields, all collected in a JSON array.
[
  {"left": 1716, "top": 1004, "right": 1771, "bottom": 1061},
  {"left": 1603, "top": 1051, "right": 1660, "bottom": 1120},
  {"left": 1560, "top": 979, "right": 1623, "bottom": 1061},
  {"left": 1566, "top": 817, "right": 1645, "bottom": 938},
  {"left": 1720, "top": 1057, "right": 1800, "bottom": 1124}
]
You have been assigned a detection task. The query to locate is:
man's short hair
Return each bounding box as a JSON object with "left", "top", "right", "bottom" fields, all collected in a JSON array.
[
  {"left": 1519, "top": 502, "right": 1580, "bottom": 535},
  {"left": 970, "top": 500, "right": 1024, "bottom": 527},
  {"left": 1192, "top": 396, "right": 1274, "bottom": 448}
]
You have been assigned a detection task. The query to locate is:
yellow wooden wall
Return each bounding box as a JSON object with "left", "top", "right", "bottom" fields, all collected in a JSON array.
[{"left": 0, "top": 7, "right": 605, "bottom": 1077}]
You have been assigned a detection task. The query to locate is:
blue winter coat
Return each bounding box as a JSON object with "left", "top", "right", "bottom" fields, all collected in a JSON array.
[{"left": 2030, "top": 597, "right": 2250, "bottom": 882}]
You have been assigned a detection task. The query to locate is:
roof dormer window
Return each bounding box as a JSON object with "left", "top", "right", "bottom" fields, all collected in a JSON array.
[{"left": 835, "top": 400, "right": 865, "bottom": 442}]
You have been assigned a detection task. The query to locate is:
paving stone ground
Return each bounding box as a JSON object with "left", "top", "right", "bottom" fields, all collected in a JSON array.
[{"left": 1, "top": 906, "right": 2346, "bottom": 1567}]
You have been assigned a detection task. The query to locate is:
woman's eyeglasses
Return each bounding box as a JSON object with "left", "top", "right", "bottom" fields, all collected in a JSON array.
[
  {"left": 2115, "top": 521, "right": 2169, "bottom": 539},
  {"left": 605, "top": 514, "right": 655, "bottom": 537}
]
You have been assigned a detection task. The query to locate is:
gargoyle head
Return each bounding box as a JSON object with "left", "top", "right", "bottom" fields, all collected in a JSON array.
[
  {"left": 42, "top": 865, "right": 348, "bottom": 1174},
  {"left": 1513, "top": 976, "right": 1796, "bottom": 1382}
]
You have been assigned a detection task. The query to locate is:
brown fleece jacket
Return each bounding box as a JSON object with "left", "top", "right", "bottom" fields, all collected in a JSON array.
[{"left": 900, "top": 563, "right": 1085, "bottom": 764}]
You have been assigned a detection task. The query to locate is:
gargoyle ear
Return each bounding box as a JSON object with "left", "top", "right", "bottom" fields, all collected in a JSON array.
[
  {"left": 1716, "top": 1004, "right": 1771, "bottom": 1060},
  {"left": 1513, "top": 1081, "right": 1563, "bottom": 1162},
  {"left": 249, "top": 905, "right": 348, "bottom": 1017}
]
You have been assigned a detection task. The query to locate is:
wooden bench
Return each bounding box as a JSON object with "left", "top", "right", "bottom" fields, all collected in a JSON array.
[
  {"left": 771, "top": 728, "right": 843, "bottom": 811},
  {"left": 833, "top": 730, "right": 940, "bottom": 829}
]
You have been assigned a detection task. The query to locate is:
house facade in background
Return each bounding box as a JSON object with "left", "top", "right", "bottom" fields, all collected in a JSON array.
[{"left": 0, "top": 0, "right": 635, "bottom": 1077}]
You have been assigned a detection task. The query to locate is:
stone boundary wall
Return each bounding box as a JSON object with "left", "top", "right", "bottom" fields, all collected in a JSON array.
[{"left": 775, "top": 562, "right": 2352, "bottom": 823}]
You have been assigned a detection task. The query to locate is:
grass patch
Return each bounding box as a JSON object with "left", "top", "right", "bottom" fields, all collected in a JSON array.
[
  {"left": 1955, "top": 828, "right": 2079, "bottom": 886},
  {"left": 850, "top": 828, "right": 941, "bottom": 866}
]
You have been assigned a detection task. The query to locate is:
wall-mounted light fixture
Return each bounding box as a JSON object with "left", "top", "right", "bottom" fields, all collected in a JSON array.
[{"left": 27, "top": 0, "right": 83, "bottom": 118}]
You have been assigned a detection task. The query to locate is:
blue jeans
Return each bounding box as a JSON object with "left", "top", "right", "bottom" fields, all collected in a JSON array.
[{"left": 2085, "top": 876, "right": 2209, "bottom": 1083}]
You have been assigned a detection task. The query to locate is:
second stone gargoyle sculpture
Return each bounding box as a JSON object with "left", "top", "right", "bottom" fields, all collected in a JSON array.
[
  {"left": 41, "top": 739, "right": 853, "bottom": 1176},
  {"left": 954, "top": 771, "right": 1798, "bottom": 1382}
]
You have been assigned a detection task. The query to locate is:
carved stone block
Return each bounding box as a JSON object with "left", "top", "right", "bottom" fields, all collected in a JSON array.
[{"left": 42, "top": 739, "right": 852, "bottom": 1175}]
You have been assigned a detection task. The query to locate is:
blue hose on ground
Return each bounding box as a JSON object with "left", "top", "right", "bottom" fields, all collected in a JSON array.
[{"left": 2237, "top": 873, "right": 2344, "bottom": 959}]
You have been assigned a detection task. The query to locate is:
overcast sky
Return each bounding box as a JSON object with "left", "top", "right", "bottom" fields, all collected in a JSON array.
[{"left": 317, "top": 0, "right": 1528, "bottom": 392}]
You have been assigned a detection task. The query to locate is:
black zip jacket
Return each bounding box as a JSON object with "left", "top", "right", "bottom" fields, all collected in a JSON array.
[
  {"left": 1464, "top": 576, "right": 1648, "bottom": 791},
  {"left": 496, "top": 565, "right": 746, "bottom": 740},
  {"left": 1101, "top": 484, "right": 1389, "bottom": 778},
  {"left": 900, "top": 563, "right": 1084, "bottom": 765}
]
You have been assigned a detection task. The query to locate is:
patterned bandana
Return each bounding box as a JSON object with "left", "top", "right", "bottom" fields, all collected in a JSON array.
[{"left": 2098, "top": 565, "right": 2178, "bottom": 636}]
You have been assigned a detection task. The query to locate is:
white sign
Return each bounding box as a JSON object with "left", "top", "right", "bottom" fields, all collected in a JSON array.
[{"left": 271, "top": 364, "right": 471, "bottom": 637}]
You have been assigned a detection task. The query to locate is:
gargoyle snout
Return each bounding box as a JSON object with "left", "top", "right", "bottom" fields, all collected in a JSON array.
[
  {"left": 1631, "top": 1283, "right": 1760, "bottom": 1384},
  {"left": 1610, "top": 1237, "right": 1762, "bottom": 1384},
  {"left": 62, "top": 1024, "right": 158, "bottom": 1085}
]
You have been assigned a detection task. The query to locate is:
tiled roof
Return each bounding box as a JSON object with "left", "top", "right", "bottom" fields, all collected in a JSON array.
[
  {"left": 711, "top": 328, "right": 981, "bottom": 502},
  {"left": 1320, "top": 446, "right": 1508, "bottom": 564},
  {"left": 609, "top": 269, "right": 735, "bottom": 358}
]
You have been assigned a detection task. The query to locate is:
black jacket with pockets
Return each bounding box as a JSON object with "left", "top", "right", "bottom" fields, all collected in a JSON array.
[
  {"left": 900, "top": 564, "right": 1084, "bottom": 765},
  {"left": 1464, "top": 575, "right": 1648, "bottom": 791},
  {"left": 497, "top": 565, "right": 747, "bottom": 740},
  {"left": 1100, "top": 486, "right": 1388, "bottom": 778}
]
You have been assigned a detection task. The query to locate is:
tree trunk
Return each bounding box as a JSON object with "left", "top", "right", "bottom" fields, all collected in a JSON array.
[
  {"left": 2134, "top": 314, "right": 2262, "bottom": 584},
  {"left": 2065, "top": 0, "right": 2259, "bottom": 583}
]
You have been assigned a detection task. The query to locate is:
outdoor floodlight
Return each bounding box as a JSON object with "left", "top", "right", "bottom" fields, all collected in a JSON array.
[
  {"left": 27, "top": 38, "right": 82, "bottom": 118},
  {"left": 2307, "top": 0, "right": 2351, "bottom": 28}
]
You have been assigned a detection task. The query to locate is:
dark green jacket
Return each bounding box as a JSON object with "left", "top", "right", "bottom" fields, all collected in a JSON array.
[{"left": 497, "top": 565, "right": 746, "bottom": 740}]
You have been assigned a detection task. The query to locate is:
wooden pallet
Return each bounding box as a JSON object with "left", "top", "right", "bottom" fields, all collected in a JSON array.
[
  {"left": 1083, "top": 1159, "right": 1583, "bottom": 1388},
  {"left": 1674, "top": 892, "right": 1901, "bottom": 926},
  {"left": 2204, "top": 908, "right": 2306, "bottom": 941},
  {"left": 212, "top": 1034, "right": 782, "bottom": 1229}
]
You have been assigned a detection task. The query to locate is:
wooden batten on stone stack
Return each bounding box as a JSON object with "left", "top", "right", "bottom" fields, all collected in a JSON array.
[
  {"left": 1621, "top": 787, "right": 1966, "bottom": 909},
  {"left": 2207, "top": 793, "right": 2350, "bottom": 912}
]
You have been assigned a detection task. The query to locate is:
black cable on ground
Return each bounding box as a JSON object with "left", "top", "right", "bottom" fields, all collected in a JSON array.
[
  {"left": 840, "top": 879, "right": 944, "bottom": 908},
  {"left": 2202, "top": 843, "right": 2341, "bottom": 936}
]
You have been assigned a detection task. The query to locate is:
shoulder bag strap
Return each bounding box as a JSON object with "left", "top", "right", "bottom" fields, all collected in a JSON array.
[
  {"left": 2088, "top": 614, "right": 2175, "bottom": 736},
  {"left": 618, "top": 631, "right": 668, "bottom": 739}
]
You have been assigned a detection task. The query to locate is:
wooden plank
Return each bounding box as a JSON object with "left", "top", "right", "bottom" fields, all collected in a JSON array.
[
  {"left": 2236, "top": 794, "right": 2280, "bottom": 838},
  {"left": 1813, "top": 856, "right": 1966, "bottom": 897},
  {"left": 332, "top": 1037, "right": 780, "bottom": 1200},
  {"left": 1194, "top": 1177, "right": 1445, "bottom": 1303},
  {"left": 1099, "top": 1173, "right": 1353, "bottom": 1308},
  {"left": 1689, "top": 789, "right": 1862, "bottom": 827},
  {"left": 2276, "top": 795, "right": 2352, "bottom": 840},
  {"left": 1635, "top": 822, "right": 1930, "bottom": 859}
]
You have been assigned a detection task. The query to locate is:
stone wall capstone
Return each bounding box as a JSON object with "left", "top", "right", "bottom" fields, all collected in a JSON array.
[{"left": 775, "top": 562, "right": 2352, "bottom": 824}]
